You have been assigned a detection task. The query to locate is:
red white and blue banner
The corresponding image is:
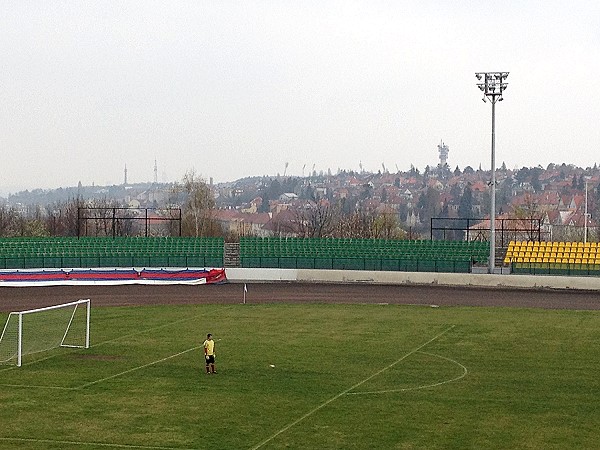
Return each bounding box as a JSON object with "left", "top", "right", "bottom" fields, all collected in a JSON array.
[{"left": 0, "top": 268, "right": 226, "bottom": 287}]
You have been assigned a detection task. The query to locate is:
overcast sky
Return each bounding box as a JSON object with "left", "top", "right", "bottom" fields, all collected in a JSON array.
[{"left": 1, "top": 1, "right": 599, "bottom": 193}]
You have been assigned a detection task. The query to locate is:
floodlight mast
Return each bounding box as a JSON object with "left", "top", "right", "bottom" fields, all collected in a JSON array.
[{"left": 475, "top": 72, "right": 509, "bottom": 274}]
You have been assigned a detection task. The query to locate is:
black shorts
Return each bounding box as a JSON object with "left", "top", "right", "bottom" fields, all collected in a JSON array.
[{"left": 205, "top": 355, "right": 215, "bottom": 364}]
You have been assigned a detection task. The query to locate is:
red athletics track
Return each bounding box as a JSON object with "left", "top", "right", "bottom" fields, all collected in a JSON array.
[{"left": 1, "top": 282, "right": 600, "bottom": 312}]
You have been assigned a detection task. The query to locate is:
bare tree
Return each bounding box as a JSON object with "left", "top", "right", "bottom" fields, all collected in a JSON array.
[
  {"left": 0, "top": 205, "right": 20, "bottom": 237},
  {"left": 511, "top": 193, "right": 544, "bottom": 241},
  {"left": 174, "top": 170, "right": 218, "bottom": 237},
  {"left": 334, "top": 210, "right": 373, "bottom": 238},
  {"left": 45, "top": 197, "right": 85, "bottom": 236},
  {"left": 292, "top": 201, "right": 337, "bottom": 238},
  {"left": 371, "top": 211, "right": 404, "bottom": 239}
]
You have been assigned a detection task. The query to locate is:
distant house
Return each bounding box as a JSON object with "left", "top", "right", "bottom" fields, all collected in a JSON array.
[
  {"left": 279, "top": 193, "right": 298, "bottom": 202},
  {"left": 213, "top": 210, "right": 271, "bottom": 237}
]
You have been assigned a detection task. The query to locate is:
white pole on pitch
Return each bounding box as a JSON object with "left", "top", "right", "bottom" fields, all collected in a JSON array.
[{"left": 243, "top": 283, "right": 247, "bottom": 304}]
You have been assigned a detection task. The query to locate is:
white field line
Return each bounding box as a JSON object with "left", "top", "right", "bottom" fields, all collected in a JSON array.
[
  {"left": 0, "top": 383, "right": 77, "bottom": 390},
  {"left": 346, "top": 350, "right": 467, "bottom": 395},
  {"left": 249, "top": 325, "right": 455, "bottom": 450},
  {"left": 77, "top": 346, "right": 201, "bottom": 389},
  {"left": 0, "top": 436, "right": 200, "bottom": 450}
]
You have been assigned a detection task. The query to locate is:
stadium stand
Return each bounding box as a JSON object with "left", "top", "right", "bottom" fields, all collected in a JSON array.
[
  {"left": 239, "top": 237, "right": 488, "bottom": 273},
  {"left": 0, "top": 237, "right": 224, "bottom": 269},
  {"left": 504, "top": 240, "right": 600, "bottom": 275}
]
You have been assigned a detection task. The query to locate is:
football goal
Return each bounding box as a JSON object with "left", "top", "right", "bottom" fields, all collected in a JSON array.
[{"left": 0, "top": 299, "right": 90, "bottom": 367}]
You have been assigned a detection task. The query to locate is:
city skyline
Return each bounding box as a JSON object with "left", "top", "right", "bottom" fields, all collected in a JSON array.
[{"left": 1, "top": 1, "right": 599, "bottom": 194}]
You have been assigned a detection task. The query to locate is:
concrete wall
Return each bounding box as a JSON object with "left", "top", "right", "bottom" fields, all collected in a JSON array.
[{"left": 225, "top": 268, "right": 600, "bottom": 291}]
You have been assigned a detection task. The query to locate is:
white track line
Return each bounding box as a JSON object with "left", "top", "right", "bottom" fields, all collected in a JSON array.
[
  {"left": 77, "top": 346, "right": 201, "bottom": 389},
  {"left": 346, "top": 350, "right": 467, "bottom": 395},
  {"left": 0, "top": 437, "right": 199, "bottom": 449},
  {"left": 249, "top": 325, "right": 455, "bottom": 450}
]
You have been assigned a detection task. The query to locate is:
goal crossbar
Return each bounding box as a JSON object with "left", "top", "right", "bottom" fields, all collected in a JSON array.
[{"left": 0, "top": 299, "right": 90, "bottom": 367}]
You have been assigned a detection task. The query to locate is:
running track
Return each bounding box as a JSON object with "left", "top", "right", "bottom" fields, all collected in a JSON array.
[{"left": 1, "top": 282, "right": 599, "bottom": 312}]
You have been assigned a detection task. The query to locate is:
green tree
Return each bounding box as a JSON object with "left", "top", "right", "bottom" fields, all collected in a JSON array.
[
  {"left": 458, "top": 183, "right": 474, "bottom": 219},
  {"left": 530, "top": 167, "right": 542, "bottom": 192},
  {"left": 416, "top": 187, "right": 440, "bottom": 225}
]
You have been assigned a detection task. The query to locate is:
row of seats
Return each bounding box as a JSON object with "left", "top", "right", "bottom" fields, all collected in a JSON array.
[
  {"left": 0, "top": 237, "right": 223, "bottom": 252},
  {"left": 509, "top": 240, "right": 597, "bottom": 248},
  {"left": 0, "top": 255, "right": 223, "bottom": 270}
]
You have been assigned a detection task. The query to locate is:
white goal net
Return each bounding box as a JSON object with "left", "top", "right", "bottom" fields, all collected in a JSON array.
[{"left": 0, "top": 299, "right": 90, "bottom": 367}]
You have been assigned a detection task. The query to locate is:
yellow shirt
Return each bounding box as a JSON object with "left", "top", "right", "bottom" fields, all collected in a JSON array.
[{"left": 203, "top": 339, "right": 215, "bottom": 356}]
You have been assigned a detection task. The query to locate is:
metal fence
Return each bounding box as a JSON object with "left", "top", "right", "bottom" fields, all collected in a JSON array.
[{"left": 240, "top": 256, "right": 472, "bottom": 273}]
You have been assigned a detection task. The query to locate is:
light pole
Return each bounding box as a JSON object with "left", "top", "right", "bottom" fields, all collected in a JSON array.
[
  {"left": 584, "top": 177, "right": 591, "bottom": 243},
  {"left": 476, "top": 71, "right": 509, "bottom": 274}
]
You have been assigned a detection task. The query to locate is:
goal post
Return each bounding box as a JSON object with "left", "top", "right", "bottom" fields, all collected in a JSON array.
[{"left": 0, "top": 299, "right": 90, "bottom": 367}]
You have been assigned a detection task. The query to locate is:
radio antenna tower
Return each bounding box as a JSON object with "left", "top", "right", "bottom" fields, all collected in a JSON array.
[
  {"left": 124, "top": 164, "right": 128, "bottom": 185},
  {"left": 437, "top": 141, "right": 449, "bottom": 168},
  {"left": 153, "top": 158, "right": 158, "bottom": 183}
]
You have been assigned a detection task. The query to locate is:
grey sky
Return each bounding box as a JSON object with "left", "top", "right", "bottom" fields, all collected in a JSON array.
[{"left": 1, "top": 1, "right": 599, "bottom": 193}]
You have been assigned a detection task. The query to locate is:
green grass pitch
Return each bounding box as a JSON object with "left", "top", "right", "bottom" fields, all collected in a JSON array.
[{"left": 1, "top": 302, "right": 600, "bottom": 449}]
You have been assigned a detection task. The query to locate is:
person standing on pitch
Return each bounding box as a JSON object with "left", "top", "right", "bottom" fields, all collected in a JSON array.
[{"left": 203, "top": 333, "right": 217, "bottom": 374}]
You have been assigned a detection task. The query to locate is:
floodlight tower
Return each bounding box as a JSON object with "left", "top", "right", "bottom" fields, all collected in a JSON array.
[{"left": 476, "top": 71, "right": 509, "bottom": 274}]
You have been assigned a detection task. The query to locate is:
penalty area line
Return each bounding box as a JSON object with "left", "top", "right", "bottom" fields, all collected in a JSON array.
[
  {"left": 249, "top": 325, "right": 455, "bottom": 450},
  {"left": 77, "top": 346, "right": 201, "bottom": 389}
]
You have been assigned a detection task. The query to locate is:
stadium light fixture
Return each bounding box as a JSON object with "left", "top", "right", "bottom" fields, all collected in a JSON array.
[{"left": 475, "top": 71, "right": 509, "bottom": 273}]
